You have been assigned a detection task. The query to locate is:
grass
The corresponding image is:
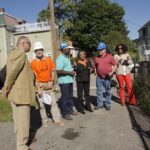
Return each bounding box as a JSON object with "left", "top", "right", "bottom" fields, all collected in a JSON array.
[{"left": 0, "top": 94, "right": 12, "bottom": 122}]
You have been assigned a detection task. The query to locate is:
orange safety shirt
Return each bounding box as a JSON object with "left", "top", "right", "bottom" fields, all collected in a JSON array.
[{"left": 31, "top": 57, "right": 55, "bottom": 82}]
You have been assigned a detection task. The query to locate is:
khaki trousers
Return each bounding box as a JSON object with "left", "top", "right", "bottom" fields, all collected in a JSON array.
[
  {"left": 37, "top": 91, "right": 61, "bottom": 123},
  {"left": 11, "top": 102, "right": 30, "bottom": 150}
]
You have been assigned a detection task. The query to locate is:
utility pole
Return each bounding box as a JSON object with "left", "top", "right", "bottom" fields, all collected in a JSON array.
[{"left": 49, "top": 0, "right": 57, "bottom": 62}]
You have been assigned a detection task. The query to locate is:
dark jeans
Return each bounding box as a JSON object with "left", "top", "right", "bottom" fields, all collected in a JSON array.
[
  {"left": 77, "top": 81, "right": 91, "bottom": 111},
  {"left": 59, "top": 83, "right": 74, "bottom": 116}
]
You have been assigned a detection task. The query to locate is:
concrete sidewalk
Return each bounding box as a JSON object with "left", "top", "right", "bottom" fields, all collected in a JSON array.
[{"left": 0, "top": 87, "right": 145, "bottom": 150}]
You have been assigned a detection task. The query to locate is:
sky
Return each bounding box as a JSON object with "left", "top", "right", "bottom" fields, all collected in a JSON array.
[{"left": 0, "top": 0, "right": 150, "bottom": 40}]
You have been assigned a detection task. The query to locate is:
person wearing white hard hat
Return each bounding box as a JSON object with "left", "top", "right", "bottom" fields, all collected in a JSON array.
[{"left": 31, "top": 41, "right": 64, "bottom": 127}]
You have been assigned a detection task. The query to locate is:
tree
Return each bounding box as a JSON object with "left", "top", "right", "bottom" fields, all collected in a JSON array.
[
  {"left": 70, "top": 0, "right": 128, "bottom": 54},
  {"left": 101, "top": 31, "right": 139, "bottom": 59},
  {"left": 37, "top": 0, "right": 135, "bottom": 57},
  {"left": 37, "top": 0, "right": 79, "bottom": 39}
]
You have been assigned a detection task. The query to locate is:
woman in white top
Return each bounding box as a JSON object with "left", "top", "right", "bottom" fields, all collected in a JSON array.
[{"left": 114, "top": 44, "right": 137, "bottom": 106}]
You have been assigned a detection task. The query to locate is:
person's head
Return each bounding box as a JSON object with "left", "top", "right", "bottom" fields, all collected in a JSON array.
[
  {"left": 16, "top": 36, "right": 31, "bottom": 53},
  {"left": 60, "top": 42, "right": 73, "bottom": 55},
  {"left": 115, "top": 44, "right": 128, "bottom": 54},
  {"left": 33, "top": 42, "right": 44, "bottom": 59},
  {"left": 78, "top": 51, "right": 87, "bottom": 61},
  {"left": 97, "top": 42, "right": 107, "bottom": 56}
]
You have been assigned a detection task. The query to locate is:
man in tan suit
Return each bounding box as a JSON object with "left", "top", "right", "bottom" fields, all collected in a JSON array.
[{"left": 3, "top": 36, "right": 35, "bottom": 150}]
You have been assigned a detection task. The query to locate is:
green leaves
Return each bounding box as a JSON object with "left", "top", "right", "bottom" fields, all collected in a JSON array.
[
  {"left": 70, "top": 0, "right": 129, "bottom": 53},
  {"left": 37, "top": 0, "right": 136, "bottom": 56}
]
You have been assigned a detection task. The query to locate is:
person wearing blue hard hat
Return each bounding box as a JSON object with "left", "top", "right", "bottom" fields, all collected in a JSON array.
[
  {"left": 56, "top": 42, "right": 78, "bottom": 120},
  {"left": 60, "top": 42, "right": 74, "bottom": 50},
  {"left": 94, "top": 41, "right": 117, "bottom": 110},
  {"left": 97, "top": 42, "right": 107, "bottom": 51}
]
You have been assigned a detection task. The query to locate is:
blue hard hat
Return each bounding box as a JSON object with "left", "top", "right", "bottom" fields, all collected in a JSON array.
[
  {"left": 97, "top": 42, "right": 107, "bottom": 51},
  {"left": 60, "top": 42, "right": 68, "bottom": 50}
]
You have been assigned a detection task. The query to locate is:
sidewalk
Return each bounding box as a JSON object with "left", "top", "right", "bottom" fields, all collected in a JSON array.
[{"left": 0, "top": 85, "right": 145, "bottom": 150}]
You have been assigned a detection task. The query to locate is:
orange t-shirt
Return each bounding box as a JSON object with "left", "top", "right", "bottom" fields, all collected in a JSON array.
[{"left": 31, "top": 57, "right": 55, "bottom": 82}]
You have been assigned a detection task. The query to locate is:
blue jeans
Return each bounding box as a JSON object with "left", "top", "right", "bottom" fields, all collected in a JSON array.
[
  {"left": 59, "top": 83, "right": 74, "bottom": 116},
  {"left": 96, "top": 76, "right": 111, "bottom": 107}
]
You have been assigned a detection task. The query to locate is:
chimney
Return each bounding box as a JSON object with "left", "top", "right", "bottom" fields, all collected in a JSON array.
[{"left": 0, "top": 8, "right": 5, "bottom": 13}]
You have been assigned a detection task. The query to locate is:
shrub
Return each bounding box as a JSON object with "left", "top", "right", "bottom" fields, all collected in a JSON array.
[{"left": 133, "top": 76, "right": 150, "bottom": 115}]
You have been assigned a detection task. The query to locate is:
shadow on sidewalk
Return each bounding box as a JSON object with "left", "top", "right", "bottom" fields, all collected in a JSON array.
[
  {"left": 90, "top": 96, "right": 97, "bottom": 107},
  {"left": 127, "top": 105, "right": 150, "bottom": 150},
  {"left": 111, "top": 95, "right": 121, "bottom": 104},
  {"left": 72, "top": 96, "right": 97, "bottom": 111}
]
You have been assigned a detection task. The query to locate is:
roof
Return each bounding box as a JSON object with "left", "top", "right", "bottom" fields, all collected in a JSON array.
[
  {"left": 0, "top": 12, "right": 25, "bottom": 30},
  {"left": 138, "top": 20, "right": 150, "bottom": 31}
]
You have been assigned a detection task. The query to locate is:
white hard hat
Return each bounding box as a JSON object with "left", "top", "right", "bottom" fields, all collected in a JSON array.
[{"left": 34, "top": 42, "right": 44, "bottom": 51}]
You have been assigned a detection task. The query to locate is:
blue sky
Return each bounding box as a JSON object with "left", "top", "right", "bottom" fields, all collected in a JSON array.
[{"left": 0, "top": 0, "right": 150, "bottom": 39}]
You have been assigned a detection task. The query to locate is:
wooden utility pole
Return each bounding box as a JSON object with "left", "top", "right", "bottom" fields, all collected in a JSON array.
[{"left": 49, "top": 0, "right": 57, "bottom": 62}]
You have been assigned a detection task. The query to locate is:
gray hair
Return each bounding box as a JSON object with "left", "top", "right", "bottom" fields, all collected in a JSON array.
[{"left": 16, "top": 36, "right": 29, "bottom": 46}]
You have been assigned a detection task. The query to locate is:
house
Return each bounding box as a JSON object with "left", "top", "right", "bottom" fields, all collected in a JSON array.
[
  {"left": 0, "top": 8, "right": 25, "bottom": 69},
  {"left": 137, "top": 20, "right": 150, "bottom": 61},
  {"left": 0, "top": 8, "right": 59, "bottom": 69}
]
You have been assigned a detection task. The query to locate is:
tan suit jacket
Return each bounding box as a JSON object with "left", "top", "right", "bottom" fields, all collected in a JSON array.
[{"left": 4, "top": 47, "right": 35, "bottom": 105}]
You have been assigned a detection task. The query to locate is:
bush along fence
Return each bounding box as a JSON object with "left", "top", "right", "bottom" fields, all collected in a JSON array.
[{"left": 133, "top": 61, "right": 150, "bottom": 115}]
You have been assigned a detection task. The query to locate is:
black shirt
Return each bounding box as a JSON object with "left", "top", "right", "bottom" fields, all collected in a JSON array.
[{"left": 75, "top": 60, "right": 93, "bottom": 82}]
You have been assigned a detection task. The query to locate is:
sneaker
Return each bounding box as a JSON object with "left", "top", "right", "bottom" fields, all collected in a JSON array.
[
  {"left": 94, "top": 106, "right": 103, "bottom": 110},
  {"left": 106, "top": 106, "right": 111, "bottom": 111},
  {"left": 63, "top": 114, "right": 73, "bottom": 120},
  {"left": 42, "top": 121, "right": 48, "bottom": 128},
  {"left": 54, "top": 120, "right": 65, "bottom": 127},
  {"left": 70, "top": 111, "right": 79, "bottom": 115},
  {"left": 121, "top": 103, "right": 125, "bottom": 106}
]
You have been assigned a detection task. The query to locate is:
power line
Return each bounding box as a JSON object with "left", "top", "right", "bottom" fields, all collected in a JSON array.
[{"left": 125, "top": 19, "right": 142, "bottom": 27}]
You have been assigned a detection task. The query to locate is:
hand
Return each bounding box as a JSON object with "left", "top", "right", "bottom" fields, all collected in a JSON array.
[
  {"left": 122, "top": 60, "right": 129, "bottom": 66},
  {"left": 118, "top": 59, "right": 123, "bottom": 64},
  {"left": 2, "top": 88, "right": 8, "bottom": 97},
  {"left": 108, "top": 72, "right": 114, "bottom": 77},
  {"left": 88, "top": 67, "right": 93, "bottom": 73},
  {"left": 69, "top": 71, "right": 76, "bottom": 76},
  {"left": 37, "top": 90, "right": 43, "bottom": 98}
]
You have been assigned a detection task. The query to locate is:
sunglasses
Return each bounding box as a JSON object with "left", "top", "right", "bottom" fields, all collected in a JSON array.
[{"left": 118, "top": 47, "right": 123, "bottom": 50}]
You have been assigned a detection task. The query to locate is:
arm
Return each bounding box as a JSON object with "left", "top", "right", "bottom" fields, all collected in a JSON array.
[
  {"left": 3, "top": 51, "right": 26, "bottom": 95},
  {"left": 35, "top": 80, "right": 43, "bottom": 97},
  {"left": 108, "top": 56, "right": 117, "bottom": 77},
  {"left": 56, "top": 57, "right": 75, "bottom": 76},
  {"left": 57, "top": 70, "right": 75, "bottom": 76},
  {"left": 126, "top": 53, "right": 133, "bottom": 65}
]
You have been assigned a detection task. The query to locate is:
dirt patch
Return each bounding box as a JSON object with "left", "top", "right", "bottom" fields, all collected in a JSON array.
[{"left": 62, "top": 128, "right": 80, "bottom": 140}]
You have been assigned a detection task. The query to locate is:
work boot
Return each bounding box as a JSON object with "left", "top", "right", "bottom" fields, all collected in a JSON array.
[
  {"left": 42, "top": 121, "right": 48, "bottom": 128},
  {"left": 54, "top": 120, "right": 65, "bottom": 127}
]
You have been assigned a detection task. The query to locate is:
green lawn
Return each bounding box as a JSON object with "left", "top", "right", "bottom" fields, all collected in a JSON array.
[{"left": 0, "top": 95, "right": 12, "bottom": 122}]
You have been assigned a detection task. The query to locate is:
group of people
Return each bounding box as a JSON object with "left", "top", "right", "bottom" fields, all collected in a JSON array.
[{"left": 1, "top": 36, "right": 137, "bottom": 150}]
